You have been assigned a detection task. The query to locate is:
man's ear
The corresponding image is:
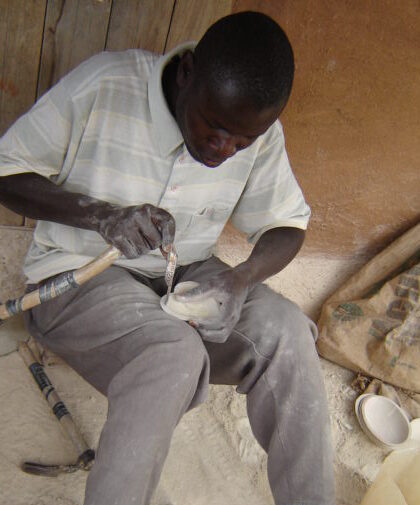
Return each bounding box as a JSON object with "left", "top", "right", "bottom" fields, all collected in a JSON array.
[{"left": 176, "top": 50, "right": 195, "bottom": 89}]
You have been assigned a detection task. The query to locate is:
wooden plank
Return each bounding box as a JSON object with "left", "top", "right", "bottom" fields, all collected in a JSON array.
[
  {"left": 0, "top": 0, "right": 46, "bottom": 225},
  {"left": 37, "top": 0, "right": 112, "bottom": 98},
  {"left": 164, "top": 0, "right": 233, "bottom": 52},
  {"left": 0, "top": 0, "right": 47, "bottom": 135},
  {"left": 106, "top": 0, "right": 175, "bottom": 54}
]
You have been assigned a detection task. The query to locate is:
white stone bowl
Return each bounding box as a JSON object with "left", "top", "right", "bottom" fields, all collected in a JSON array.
[
  {"left": 355, "top": 393, "right": 411, "bottom": 449},
  {"left": 160, "top": 281, "right": 221, "bottom": 322}
]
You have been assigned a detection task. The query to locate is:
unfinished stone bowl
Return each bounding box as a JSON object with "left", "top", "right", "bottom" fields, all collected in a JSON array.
[{"left": 160, "top": 281, "right": 221, "bottom": 323}]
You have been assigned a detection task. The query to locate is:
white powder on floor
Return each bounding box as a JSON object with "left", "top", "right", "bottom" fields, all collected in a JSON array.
[{"left": 0, "top": 350, "right": 387, "bottom": 505}]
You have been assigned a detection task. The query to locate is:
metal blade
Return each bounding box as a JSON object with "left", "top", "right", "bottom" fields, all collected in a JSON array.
[{"left": 165, "top": 244, "right": 177, "bottom": 300}]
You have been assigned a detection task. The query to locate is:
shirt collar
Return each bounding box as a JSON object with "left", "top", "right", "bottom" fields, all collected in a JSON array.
[{"left": 148, "top": 42, "right": 196, "bottom": 157}]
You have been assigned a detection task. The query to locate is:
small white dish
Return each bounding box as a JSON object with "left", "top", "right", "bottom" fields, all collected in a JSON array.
[
  {"left": 160, "top": 281, "right": 221, "bottom": 322},
  {"left": 355, "top": 393, "right": 411, "bottom": 449},
  {"left": 355, "top": 394, "right": 381, "bottom": 446}
]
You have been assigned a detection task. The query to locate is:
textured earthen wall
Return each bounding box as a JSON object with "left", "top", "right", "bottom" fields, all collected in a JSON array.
[{"left": 233, "top": 0, "right": 420, "bottom": 258}]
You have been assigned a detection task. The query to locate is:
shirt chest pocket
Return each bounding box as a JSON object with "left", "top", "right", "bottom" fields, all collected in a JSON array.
[{"left": 185, "top": 205, "right": 232, "bottom": 239}]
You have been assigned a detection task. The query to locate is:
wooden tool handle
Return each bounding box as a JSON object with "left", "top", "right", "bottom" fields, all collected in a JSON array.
[
  {"left": 0, "top": 245, "right": 121, "bottom": 320},
  {"left": 72, "top": 245, "right": 121, "bottom": 284},
  {"left": 18, "top": 342, "right": 94, "bottom": 465}
]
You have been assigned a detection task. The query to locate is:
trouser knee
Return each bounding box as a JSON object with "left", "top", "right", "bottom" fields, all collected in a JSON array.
[
  {"left": 239, "top": 284, "right": 318, "bottom": 361},
  {"left": 107, "top": 323, "right": 210, "bottom": 407}
]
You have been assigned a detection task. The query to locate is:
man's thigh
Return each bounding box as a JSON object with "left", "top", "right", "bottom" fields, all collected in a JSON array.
[{"left": 25, "top": 266, "right": 203, "bottom": 394}]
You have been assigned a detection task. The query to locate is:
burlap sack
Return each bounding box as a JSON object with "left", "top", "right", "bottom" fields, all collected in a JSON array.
[{"left": 317, "top": 223, "right": 420, "bottom": 393}]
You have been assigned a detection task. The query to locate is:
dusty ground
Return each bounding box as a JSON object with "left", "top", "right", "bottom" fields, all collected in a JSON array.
[{"left": 0, "top": 226, "right": 388, "bottom": 505}]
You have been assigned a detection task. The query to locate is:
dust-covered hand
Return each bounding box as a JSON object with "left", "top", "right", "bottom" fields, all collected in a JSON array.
[
  {"left": 177, "top": 269, "right": 249, "bottom": 343},
  {"left": 97, "top": 203, "right": 175, "bottom": 258}
]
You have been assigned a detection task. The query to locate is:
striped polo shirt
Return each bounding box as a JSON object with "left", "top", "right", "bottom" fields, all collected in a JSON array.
[{"left": 0, "top": 43, "right": 310, "bottom": 283}]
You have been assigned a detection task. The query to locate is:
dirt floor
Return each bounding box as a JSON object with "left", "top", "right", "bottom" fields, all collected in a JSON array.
[{"left": 0, "top": 226, "right": 388, "bottom": 505}]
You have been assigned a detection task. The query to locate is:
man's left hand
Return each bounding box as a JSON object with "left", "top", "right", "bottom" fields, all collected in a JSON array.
[{"left": 177, "top": 269, "right": 249, "bottom": 343}]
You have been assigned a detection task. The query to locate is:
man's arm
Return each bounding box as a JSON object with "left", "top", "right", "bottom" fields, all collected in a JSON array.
[
  {"left": 0, "top": 173, "right": 175, "bottom": 257},
  {"left": 233, "top": 226, "right": 305, "bottom": 288},
  {"left": 178, "top": 226, "right": 305, "bottom": 343}
]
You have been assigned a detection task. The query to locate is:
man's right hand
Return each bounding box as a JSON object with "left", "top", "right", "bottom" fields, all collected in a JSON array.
[
  {"left": 97, "top": 204, "right": 175, "bottom": 259},
  {"left": 0, "top": 174, "right": 175, "bottom": 259}
]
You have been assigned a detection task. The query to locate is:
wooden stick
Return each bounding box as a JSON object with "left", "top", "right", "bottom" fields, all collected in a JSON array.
[
  {"left": 0, "top": 245, "right": 121, "bottom": 320},
  {"left": 18, "top": 342, "right": 95, "bottom": 471}
]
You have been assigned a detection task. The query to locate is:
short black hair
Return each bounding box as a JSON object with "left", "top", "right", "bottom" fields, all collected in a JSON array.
[{"left": 194, "top": 11, "right": 294, "bottom": 109}]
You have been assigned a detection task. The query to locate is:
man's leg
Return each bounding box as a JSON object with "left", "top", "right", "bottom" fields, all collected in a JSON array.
[
  {"left": 178, "top": 257, "right": 335, "bottom": 505},
  {"left": 25, "top": 267, "right": 210, "bottom": 505}
]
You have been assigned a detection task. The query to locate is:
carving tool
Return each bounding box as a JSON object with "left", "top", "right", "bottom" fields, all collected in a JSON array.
[
  {"left": 0, "top": 245, "right": 122, "bottom": 321},
  {"left": 164, "top": 244, "right": 178, "bottom": 300},
  {"left": 18, "top": 341, "right": 95, "bottom": 477},
  {"left": 0, "top": 242, "right": 176, "bottom": 354}
]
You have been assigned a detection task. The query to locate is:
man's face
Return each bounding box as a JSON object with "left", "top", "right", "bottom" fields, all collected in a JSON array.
[{"left": 174, "top": 55, "right": 282, "bottom": 167}]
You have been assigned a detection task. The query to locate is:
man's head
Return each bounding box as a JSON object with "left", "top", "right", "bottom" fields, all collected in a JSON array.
[{"left": 172, "top": 11, "right": 294, "bottom": 167}]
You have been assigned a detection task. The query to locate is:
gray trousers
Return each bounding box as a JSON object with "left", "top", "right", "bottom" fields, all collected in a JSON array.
[{"left": 25, "top": 256, "right": 335, "bottom": 505}]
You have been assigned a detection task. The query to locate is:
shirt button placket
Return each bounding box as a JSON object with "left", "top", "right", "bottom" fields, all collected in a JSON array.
[{"left": 161, "top": 155, "right": 182, "bottom": 206}]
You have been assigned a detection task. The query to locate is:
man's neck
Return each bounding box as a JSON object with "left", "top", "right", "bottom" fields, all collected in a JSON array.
[{"left": 162, "top": 55, "right": 180, "bottom": 119}]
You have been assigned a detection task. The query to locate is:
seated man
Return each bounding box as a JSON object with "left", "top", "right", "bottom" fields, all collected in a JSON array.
[{"left": 0, "top": 11, "right": 334, "bottom": 505}]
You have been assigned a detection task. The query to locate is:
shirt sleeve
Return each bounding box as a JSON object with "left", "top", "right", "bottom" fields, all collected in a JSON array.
[
  {"left": 0, "top": 52, "right": 106, "bottom": 184},
  {"left": 230, "top": 121, "right": 311, "bottom": 243},
  {"left": 0, "top": 77, "right": 81, "bottom": 182}
]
